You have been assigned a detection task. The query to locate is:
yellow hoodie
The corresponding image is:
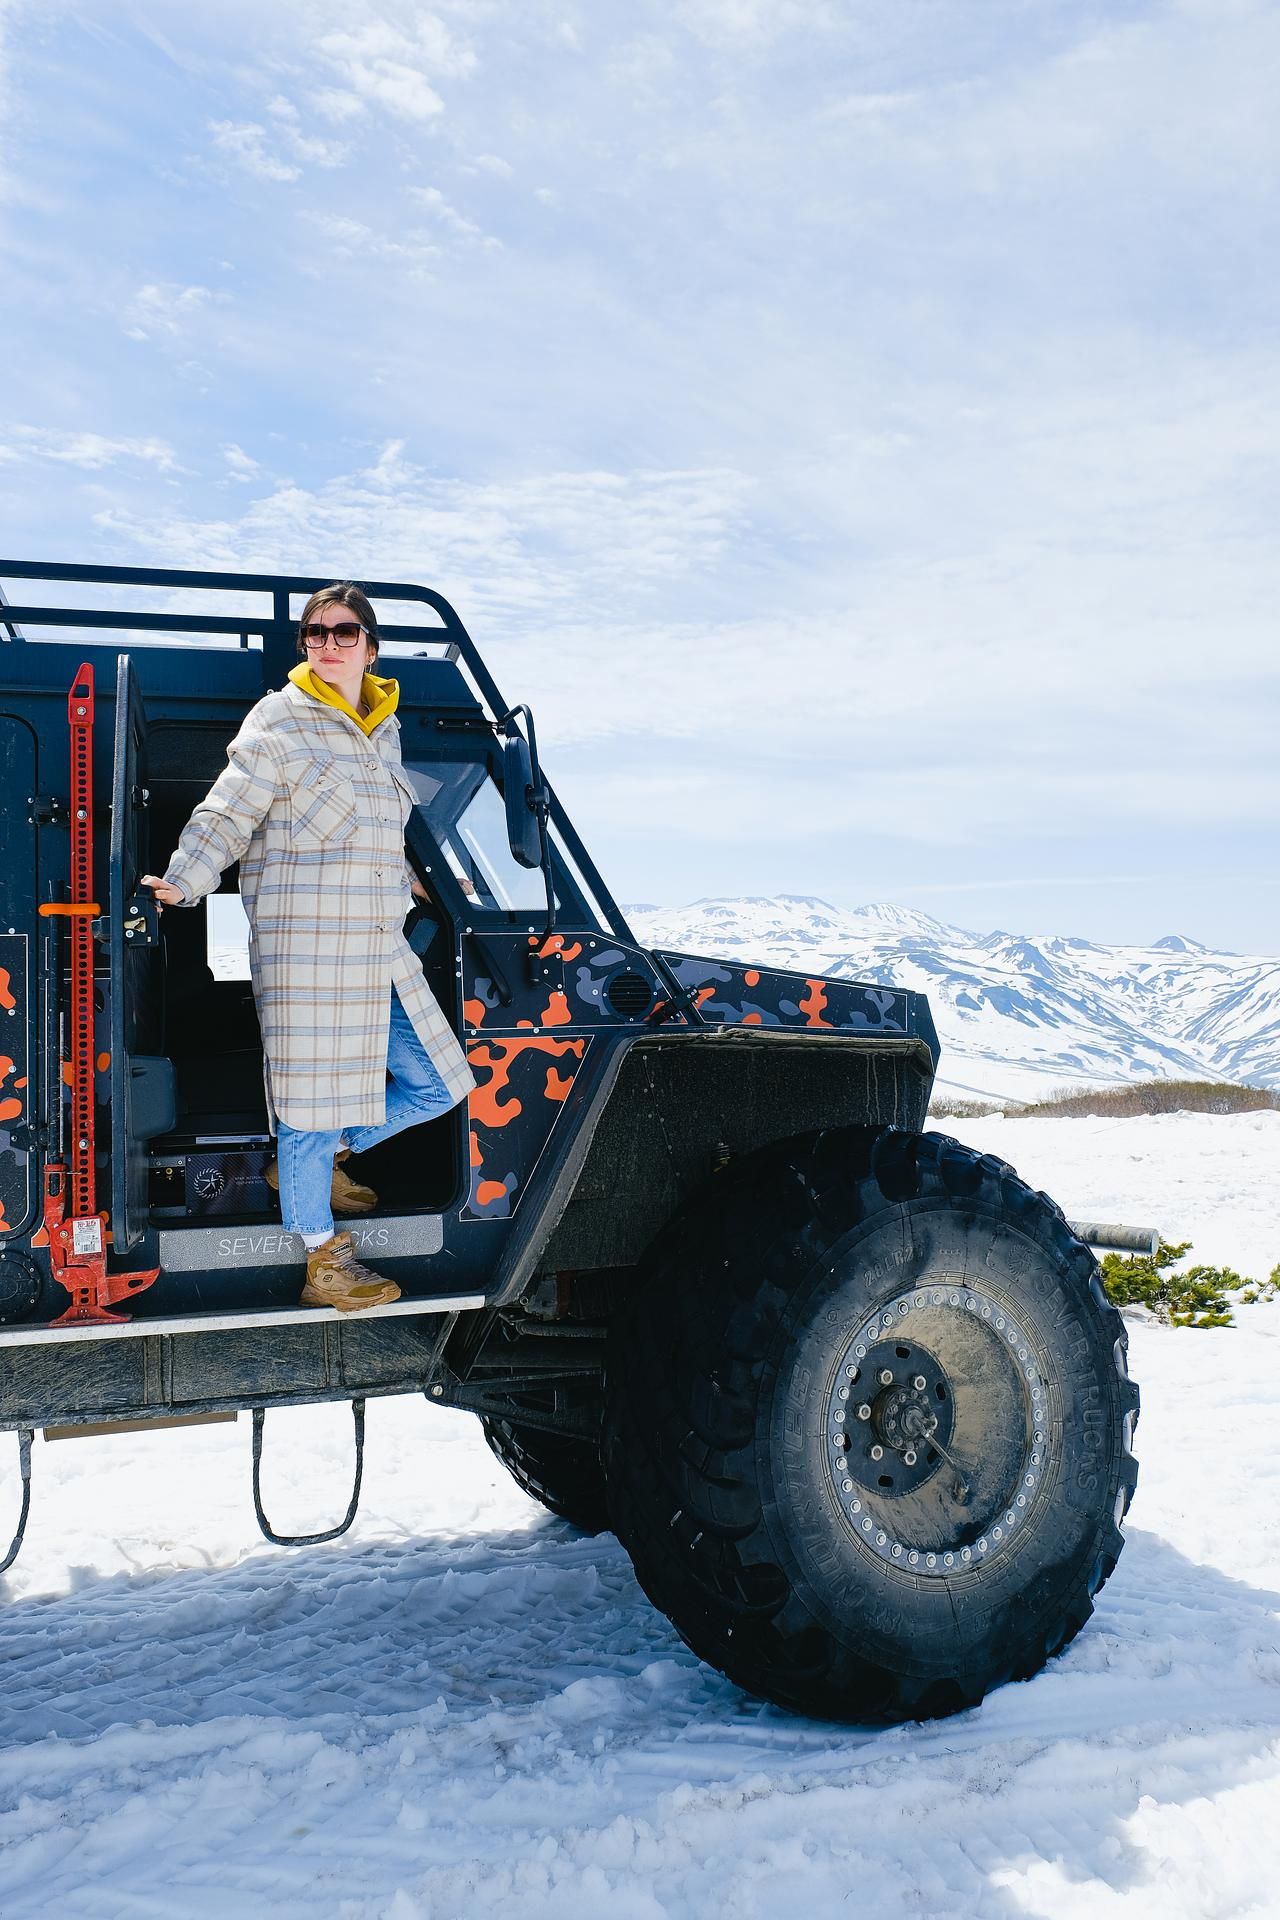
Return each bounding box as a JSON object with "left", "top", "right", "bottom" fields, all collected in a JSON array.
[{"left": 288, "top": 662, "right": 400, "bottom": 737}]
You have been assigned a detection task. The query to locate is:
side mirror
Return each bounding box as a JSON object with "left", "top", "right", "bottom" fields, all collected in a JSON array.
[{"left": 502, "top": 726, "right": 543, "bottom": 869}]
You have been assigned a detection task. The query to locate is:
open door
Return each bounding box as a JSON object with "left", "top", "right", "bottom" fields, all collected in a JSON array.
[
  {"left": 0, "top": 713, "right": 38, "bottom": 1242},
  {"left": 109, "top": 655, "right": 174, "bottom": 1252}
]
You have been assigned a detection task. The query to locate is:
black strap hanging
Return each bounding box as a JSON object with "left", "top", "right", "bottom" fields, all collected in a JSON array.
[
  {"left": 1, "top": 1428, "right": 34, "bottom": 1575},
  {"left": 251, "top": 1400, "right": 366, "bottom": 1547}
]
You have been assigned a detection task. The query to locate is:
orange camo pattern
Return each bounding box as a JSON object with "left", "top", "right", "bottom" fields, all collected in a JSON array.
[
  {"left": 0, "top": 1055, "right": 22, "bottom": 1125},
  {"left": 529, "top": 934, "right": 584, "bottom": 962},
  {"left": 465, "top": 1032, "right": 590, "bottom": 1217},
  {"left": 460, "top": 934, "right": 677, "bottom": 1219},
  {"left": 0, "top": 968, "right": 14, "bottom": 1011},
  {"left": 798, "top": 979, "right": 833, "bottom": 1028},
  {"left": 519, "top": 988, "right": 572, "bottom": 1028},
  {"left": 467, "top": 1034, "right": 587, "bottom": 1128},
  {"left": 655, "top": 949, "right": 909, "bottom": 1037}
]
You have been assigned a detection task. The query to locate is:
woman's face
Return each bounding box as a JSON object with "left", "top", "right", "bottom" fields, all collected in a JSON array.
[{"left": 305, "top": 606, "right": 377, "bottom": 687}]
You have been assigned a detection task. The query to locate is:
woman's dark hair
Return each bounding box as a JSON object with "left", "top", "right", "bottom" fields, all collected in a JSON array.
[{"left": 296, "top": 582, "right": 381, "bottom": 661}]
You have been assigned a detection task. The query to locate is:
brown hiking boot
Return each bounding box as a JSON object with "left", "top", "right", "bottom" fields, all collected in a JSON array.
[
  {"left": 300, "top": 1232, "right": 401, "bottom": 1314},
  {"left": 265, "top": 1150, "right": 378, "bottom": 1216}
]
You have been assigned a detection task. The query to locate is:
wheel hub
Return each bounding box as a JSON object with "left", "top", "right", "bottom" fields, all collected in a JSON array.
[
  {"left": 839, "top": 1341, "right": 956, "bottom": 1498},
  {"left": 824, "top": 1281, "right": 1052, "bottom": 1577},
  {"left": 873, "top": 1383, "right": 937, "bottom": 1452}
]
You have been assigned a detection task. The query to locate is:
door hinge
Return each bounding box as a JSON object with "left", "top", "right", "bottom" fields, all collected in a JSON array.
[
  {"left": 121, "top": 896, "right": 161, "bottom": 947},
  {"left": 28, "top": 793, "right": 67, "bottom": 827}
]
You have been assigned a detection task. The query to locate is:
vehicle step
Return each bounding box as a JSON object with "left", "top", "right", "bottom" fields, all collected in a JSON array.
[
  {"left": 0, "top": 1291, "right": 487, "bottom": 1348},
  {"left": 156, "top": 1212, "right": 445, "bottom": 1272}
]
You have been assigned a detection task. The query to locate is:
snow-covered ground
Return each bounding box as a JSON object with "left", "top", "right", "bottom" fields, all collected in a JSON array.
[
  {"left": 939, "top": 1109, "right": 1280, "bottom": 1282},
  {"left": 1, "top": 1116, "right": 1278, "bottom": 1918}
]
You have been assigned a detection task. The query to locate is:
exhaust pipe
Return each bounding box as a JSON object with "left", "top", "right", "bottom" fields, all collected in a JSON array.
[{"left": 1068, "top": 1221, "right": 1161, "bottom": 1257}]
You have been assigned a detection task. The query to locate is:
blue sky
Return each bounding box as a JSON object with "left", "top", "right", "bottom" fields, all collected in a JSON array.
[{"left": 2, "top": 0, "right": 1278, "bottom": 950}]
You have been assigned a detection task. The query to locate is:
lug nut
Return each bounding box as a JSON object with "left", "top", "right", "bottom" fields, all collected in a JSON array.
[
  {"left": 856, "top": 1404, "right": 872, "bottom": 1421},
  {"left": 904, "top": 1449, "right": 918, "bottom": 1466},
  {"left": 913, "top": 1375, "right": 926, "bottom": 1391},
  {"left": 870, "top": 1444, "right": 884, "bottom": 1461},
  {"left": 879, "top": 1369, "right": 894, "bottom": 1386}
]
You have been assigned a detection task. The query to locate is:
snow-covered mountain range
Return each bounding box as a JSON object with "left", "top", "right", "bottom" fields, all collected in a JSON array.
[{"left": 626, "top": 896, "right": 1280, "bottom": 1103}]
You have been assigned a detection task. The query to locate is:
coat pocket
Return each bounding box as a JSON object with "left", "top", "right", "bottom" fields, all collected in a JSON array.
[{"left": 286, "top": 754, "right": 358, "bottom": 847}]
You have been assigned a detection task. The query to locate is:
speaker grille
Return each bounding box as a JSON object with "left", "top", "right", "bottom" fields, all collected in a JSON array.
[{"left": 605, "top": 971, "right": 655, "bottom": 1017}]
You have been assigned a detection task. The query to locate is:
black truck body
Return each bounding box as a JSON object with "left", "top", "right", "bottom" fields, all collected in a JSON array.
[{"left": 0, "top": 562, "right": 938, "bottom": 1433}]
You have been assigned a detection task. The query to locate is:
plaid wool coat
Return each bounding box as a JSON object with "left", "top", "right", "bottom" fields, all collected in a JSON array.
[{"left": 162, "top": 681, "right": 476, "bottom": 1131}]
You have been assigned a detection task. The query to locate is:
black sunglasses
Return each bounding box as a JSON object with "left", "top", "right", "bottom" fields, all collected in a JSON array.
[{"left": 301, "top": 622, "right": 366, "bottom": 648}]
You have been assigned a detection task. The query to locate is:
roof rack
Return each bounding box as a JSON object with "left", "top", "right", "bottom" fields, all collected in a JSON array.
[{"left": 0, "top": 559, "right": 512, "bottom": 723}]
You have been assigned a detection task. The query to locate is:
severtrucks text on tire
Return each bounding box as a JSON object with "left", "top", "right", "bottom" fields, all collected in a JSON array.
[{"left": 0, "top": 561, "right": 1138, "bottom": 1721}]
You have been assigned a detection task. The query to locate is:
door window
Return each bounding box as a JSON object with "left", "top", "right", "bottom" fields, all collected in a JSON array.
[{"left": 401, "top": 759, "right": 552, "bottom": 916}]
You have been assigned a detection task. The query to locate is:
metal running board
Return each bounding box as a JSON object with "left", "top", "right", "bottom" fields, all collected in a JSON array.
[
  {"left": 0, "top": 1292, "right": 486, "bottom": 1349},
  {"left": 157, "top": 1212, "right": 445, "bottom": 1272}
]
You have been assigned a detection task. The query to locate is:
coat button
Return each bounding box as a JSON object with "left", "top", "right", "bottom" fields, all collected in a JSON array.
[{"left": 367, "top": 758, "right": 378, "bottom": 770}]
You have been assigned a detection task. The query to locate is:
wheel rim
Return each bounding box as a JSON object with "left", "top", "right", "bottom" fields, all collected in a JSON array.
[{"left": 823, "top": 1281, "right": 1052, "bottom": 1577}]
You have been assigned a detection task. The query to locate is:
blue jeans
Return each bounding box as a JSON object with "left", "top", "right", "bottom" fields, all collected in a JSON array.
[{"left": 276, "top": 987, "right": 457, "bottom": 1238}]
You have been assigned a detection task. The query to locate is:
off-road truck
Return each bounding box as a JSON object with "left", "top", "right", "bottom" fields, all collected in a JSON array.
[{"left": 0, "top": 561, "right": 1138, "bottom": 1721}]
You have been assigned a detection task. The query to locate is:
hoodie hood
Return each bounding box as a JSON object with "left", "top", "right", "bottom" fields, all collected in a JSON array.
[{"left": 287, "top": 662, "right": 400, "bottom": 736}]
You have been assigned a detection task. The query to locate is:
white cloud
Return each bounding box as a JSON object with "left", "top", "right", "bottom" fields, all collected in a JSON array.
[
  {"left": 124, "top": 282, "right": 216, "bottom": 340},
  {"left": 208, "top": 120, "right": 300, "bottom": 183},
  {"left": 308, "top": 85, "right": 366, "bottom": 123},
  {"left": 304, "top": 210, "right": 440, "bottom": 275},
  {"left": 314, "top": 13, "right": 475, "bottom": 124},
  {"left": 91, "top": 448, "right": 755, "bottom": 636},
  {"left": 410, "top": 185, "right": 496, "bottom": 246},
  {"left": 5, "top": 427, "right": 179, "bottom": 472},
  {"left": 679, "top": 0, "right": 837, "bottom": 49},
  {"left": 263, "top": 91, "right": 348, "bottom": 167},
  {"left": 474, "top": 153, "right": 512, "bottom": 178},
  {"left": 222, "top": 443, "right": 259, "bottom": 481}
]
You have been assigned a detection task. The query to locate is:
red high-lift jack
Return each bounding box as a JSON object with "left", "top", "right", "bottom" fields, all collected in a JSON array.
[{"left": 38, "top": 663, "right": 160, "bottom": 1326}]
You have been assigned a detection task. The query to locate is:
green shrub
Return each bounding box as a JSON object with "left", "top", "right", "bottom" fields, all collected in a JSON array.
[
  {"left": 1023, "top": 1081, "right": 1278, "bottom": 1120},
  {"left": 927, "top": 1097, "right": 1004, "bottom": 1119},
  {"left": 1099, "top": 1239, "right": 1240, "bottom": 1328},
  {"left": 1237, "top": 1264, "right": 1280, "bottom": 1306}
]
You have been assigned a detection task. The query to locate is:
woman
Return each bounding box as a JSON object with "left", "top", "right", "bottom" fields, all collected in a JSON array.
[{"left": 142, "top": 583, "right": 475, "bottom": 1314}]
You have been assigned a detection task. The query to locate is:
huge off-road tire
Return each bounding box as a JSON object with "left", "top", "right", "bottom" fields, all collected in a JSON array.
[
  {"left": 481, "top": 1416, "right": 610, "bottom": 1534},
  {"left": 604, "top": 1126, "right": 1139, "bottom": 1722}
]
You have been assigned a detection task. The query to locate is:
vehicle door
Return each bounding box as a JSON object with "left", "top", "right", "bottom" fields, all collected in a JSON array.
[{"left": 109, "top": 654, "right": 173, "bottom": 1251}]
